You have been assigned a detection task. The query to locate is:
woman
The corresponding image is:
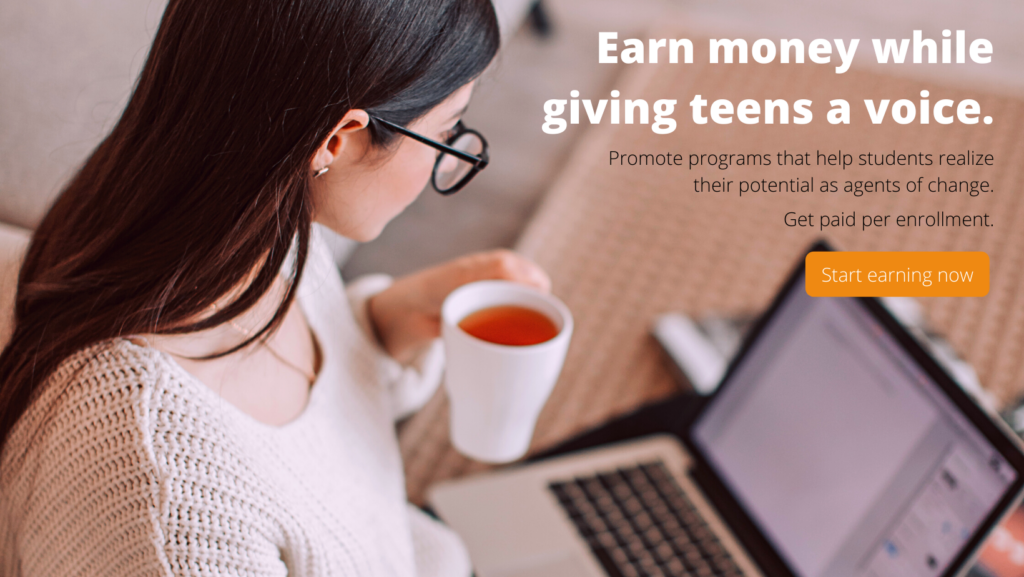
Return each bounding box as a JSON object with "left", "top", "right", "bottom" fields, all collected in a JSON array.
[{"left": 0, "top": 0, "right": 550, "bottom": 574}]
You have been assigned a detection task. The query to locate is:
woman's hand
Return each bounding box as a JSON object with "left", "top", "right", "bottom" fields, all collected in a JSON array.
[{"left": 366, "top": 250, "right": 551, "bottom": 364}]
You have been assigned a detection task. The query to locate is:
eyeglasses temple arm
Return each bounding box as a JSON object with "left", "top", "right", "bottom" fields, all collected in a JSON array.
[{"left": 371, "top": 116, "right": 486, "bottom": 166}]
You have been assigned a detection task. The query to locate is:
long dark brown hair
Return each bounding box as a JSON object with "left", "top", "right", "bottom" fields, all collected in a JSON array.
[{"left": 0, "top": 0, "right": 499, "bottom": 456}]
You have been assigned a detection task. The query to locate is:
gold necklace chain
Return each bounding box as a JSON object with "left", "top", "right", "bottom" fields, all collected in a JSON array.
[
  {"left": 224, "top": 317, "right": 317, "bottom": 385},
  {"left": 135, "top": 303, "right": 318, "bottom": 386}
]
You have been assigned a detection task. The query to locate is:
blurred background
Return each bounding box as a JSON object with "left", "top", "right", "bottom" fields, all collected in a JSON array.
[{"left": 2, "top": 0, "right": 1021, "bottom": 277}]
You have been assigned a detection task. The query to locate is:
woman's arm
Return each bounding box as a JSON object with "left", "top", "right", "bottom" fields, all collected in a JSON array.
[
  {"left": 347, "top": 250, "right": 549, "bottom": 420},
  {"left": 344, "top": 250, "right": 549, "bottom": 420},
  {"left": 346, "top": 273, "right": 446, "bottom": 420}
]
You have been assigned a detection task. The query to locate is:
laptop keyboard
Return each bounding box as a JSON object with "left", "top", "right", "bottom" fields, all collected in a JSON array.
[{"left": 549, "top": 461, "right": 745, "bottom": 577}]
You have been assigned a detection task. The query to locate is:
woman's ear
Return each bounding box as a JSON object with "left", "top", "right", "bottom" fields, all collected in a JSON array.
[{"left": 310, "top": 109, "right": 371, "bottom": 173}]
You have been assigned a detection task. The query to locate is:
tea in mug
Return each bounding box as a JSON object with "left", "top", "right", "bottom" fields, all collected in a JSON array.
[{"left": 458, "top": 305, "right": 559, "bottom": 346}]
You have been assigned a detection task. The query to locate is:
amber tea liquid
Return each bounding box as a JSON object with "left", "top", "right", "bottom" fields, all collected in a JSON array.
[{"left": 458, "top": 305, "right": 559, "bottom": 346}]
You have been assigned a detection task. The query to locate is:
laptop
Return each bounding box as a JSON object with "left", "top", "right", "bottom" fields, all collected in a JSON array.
[{"left": 428, "top": 241, "right": 1024, "bottom": 577}]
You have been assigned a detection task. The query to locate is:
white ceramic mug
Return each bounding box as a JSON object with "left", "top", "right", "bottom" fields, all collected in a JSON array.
[{"left": 441, "top": 280, "right": 573, "bottom": 463}]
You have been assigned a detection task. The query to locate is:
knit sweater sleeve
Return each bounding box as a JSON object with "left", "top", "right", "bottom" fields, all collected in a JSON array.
[
  {"left": 345, "top": 274, "right": 446, "bottom": 421},
  {"left": 3, "top": 341, "right": 289, "bottom": 577}
]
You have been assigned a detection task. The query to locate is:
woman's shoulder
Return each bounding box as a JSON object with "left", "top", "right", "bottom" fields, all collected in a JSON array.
[
  {"left": 4, "top": 339, "right": 168, "bottom": 473},
  {"left": 3, "top": 336, "right": 231, "bottom": 481},
  {"left": 51, "top": 335, "right": 163, "bottom": 394},
  {"left": 3, "top": 337, "right": 288, "bottom": 576},
  {"left": 2, "top": 338, "right": 174, "bottom": 574},
  {"left": 28, "top": 337, "right": 176, "bottom": 431},
  {"left": 13, "top": 337, "right": 165, "bottom": 437}
]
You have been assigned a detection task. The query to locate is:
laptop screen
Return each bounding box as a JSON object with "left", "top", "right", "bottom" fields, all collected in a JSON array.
[{"left": 691, "top": 281, "right": 1018, "bottom": 577}]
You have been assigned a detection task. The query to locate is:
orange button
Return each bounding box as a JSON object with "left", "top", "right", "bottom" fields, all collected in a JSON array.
[{"left": 806, "top": 251, "right": 989, "bottom": 297}]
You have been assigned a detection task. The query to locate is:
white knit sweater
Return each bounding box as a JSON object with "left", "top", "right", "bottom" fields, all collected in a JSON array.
[{"left": 0, "top": 223, "right": 471, "bottom": 576}]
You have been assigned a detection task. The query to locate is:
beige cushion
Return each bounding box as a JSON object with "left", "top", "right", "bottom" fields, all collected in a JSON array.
[
  {"left": 0, "top": 0, "right": 167, "bottom": 229},
  {"left": 0, "top": 223, "right": 30, "bottom": 350}
]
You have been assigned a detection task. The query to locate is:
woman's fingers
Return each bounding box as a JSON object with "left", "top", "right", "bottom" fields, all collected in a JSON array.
[
  {"left": 478, "top": 249, "right": 551, "bottom": 292},
  {"left": 453, "top": 249, "right": 551, "bottom": 292},
  {"left": 395, "top": 249, "right": 552, "bottom": 316},
  {"left": 366, "top": 250, "right": 553, "bottom": 363}
]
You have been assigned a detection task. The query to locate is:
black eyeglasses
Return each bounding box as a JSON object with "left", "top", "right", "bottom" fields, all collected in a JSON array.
[{"left": 370, "top": 115, "right": 489, "bottom": 195}]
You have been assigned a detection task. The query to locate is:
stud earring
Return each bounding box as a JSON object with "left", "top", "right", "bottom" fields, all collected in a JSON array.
[{"left": 314, "top": 166, "right": 329, "bottom": 177}]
